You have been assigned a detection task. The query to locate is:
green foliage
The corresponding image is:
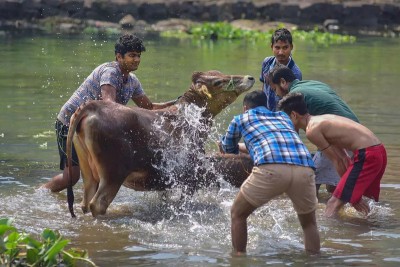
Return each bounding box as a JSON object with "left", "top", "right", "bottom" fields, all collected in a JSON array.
[
  {"left": 181, "top": 22, "right": 356, "bottom": 46},
  {"left": 0, "top": 218, "right": 96, "bottom": 266},
  {"left": 292, "top": 26, "right": 357, "bottom": 46},
  {"left": 189, "top": 22, "right": 257, "bottom": 40},
  {"left": 159, "top": 30, "right": 192, "bottom": 39}
]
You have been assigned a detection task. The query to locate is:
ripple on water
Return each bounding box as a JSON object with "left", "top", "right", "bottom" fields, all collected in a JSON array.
[
  {"left": 0, "top": 176, "right": 28, "bottom": 187},
  {"left": 381, "top": 183, "right": 400, "bottom": 189},
  {"left": 384, "top": 257, "right": 400, "bottom": 262}
]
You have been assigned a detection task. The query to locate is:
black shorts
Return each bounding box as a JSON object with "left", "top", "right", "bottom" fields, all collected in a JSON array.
[{"left": 55, "top": 119, "right": 79, "bottom": 170}]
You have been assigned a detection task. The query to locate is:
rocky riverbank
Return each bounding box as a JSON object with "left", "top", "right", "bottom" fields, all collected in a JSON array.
[{"left": 1, "top": 0, "right": 400, "bottom": 37}]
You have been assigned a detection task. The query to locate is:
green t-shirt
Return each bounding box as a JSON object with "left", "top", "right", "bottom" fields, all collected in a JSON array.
[{"left": 288, "top": 79, "right": 359, "bottom": 122}]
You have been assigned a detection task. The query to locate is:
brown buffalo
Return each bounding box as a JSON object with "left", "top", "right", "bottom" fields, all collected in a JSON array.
[
  {"left": 206, "top": 153, "right": 253, "bottom": 188},
  {"left": 67, "top": 70, "right": 255, "bottom": 217}
]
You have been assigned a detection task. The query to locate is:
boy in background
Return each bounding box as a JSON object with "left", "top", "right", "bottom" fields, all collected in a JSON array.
[{"left": 260, "top": 28, "right": 302, "bottom": 111}]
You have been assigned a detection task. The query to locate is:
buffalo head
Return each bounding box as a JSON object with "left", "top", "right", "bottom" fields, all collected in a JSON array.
[{"left": 178, "top": 70, "right": 255, "bottom": 118}]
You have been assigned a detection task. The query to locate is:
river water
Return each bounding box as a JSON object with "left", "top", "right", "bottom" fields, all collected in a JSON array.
[{"left": 0, "top": 34, "right": 399, "bottom": 266}]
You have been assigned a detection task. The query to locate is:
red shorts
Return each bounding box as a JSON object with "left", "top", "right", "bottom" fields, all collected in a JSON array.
[{"left": 333, "top": 144, "right": 387, "bottom": 204}]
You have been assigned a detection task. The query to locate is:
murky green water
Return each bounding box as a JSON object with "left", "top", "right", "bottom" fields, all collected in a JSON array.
[{"left": 0, "top": 34, "right": 399, "bottom": 266}]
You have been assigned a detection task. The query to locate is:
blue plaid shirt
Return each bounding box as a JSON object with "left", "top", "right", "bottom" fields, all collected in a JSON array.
[{"left": 220, "top": 106, "right": 315, "bottom": 168}]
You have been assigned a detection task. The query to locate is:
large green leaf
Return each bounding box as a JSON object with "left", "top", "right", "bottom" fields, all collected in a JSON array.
[
  {"left": 44, "top": 239, "right": 69, "bottom": 262},
  {"left": 41, "top": 229, "right": 58, "bottom": 242},
  {"left": 0, "top": 218, "right": 15, "bottom": 236}
]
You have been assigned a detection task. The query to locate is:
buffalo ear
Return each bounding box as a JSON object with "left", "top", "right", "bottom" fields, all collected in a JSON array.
[{"left": 191, "top": 71, "right": 203, "bottom": 83}]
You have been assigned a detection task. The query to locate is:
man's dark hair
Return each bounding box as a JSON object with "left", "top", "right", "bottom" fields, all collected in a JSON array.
[
  {"left": 271, "top": 28, "right": 293, "bottom": 45},
  {"left": 278, "top": 92, "right": 309, "bottom": 115},
  {"left": 243, "top": 90, "right": 268, "bottom": 109},
  {"left": 268, "top": 64, "right": 297, "bottom": 85},
  {"left": 115, "top": 34, "right": 146, "bottom": 56}
]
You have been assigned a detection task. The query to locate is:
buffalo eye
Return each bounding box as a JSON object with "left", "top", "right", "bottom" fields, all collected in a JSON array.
[{"left": 213, "top": 80, "right": 223, "bottom": 87}]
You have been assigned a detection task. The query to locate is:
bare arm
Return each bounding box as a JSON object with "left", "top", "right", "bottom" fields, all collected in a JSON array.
[
  {"left": 238, "top": 143, "right": 249, "bottom": 154},
  {"left": 101, "top": 84, "right": 117, "bottom": 101},
  {"left": 321, "top": 146, "right": 351, "bottom": 176},
  {"left": 307, "top": 128, "right": 350, "bottom": 176},
  {"left": 101, "top": 84, "right": 176, "bottom": 110},
  {"left": 132, "top": 95, "right": 176, "bottom": 110}
]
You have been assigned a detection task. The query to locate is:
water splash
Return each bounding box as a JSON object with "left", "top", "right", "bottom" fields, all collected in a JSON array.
[
  {"left": 148, "top": 103, "right": 221, "bottom": 193},
  {"left": 341, "top": 197, "right": 394, "bottom": 221},
  {"left": 33, "top": 130, "right": 53, "bottom": 139}
]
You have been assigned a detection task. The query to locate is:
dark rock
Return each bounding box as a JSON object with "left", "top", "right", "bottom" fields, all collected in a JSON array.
[
  {"left": 301, "top": 3, "right": 344, "bottom": 24},
  {"left": 138, "top": 3, "right": 168, "bottom": 22},
  {"left": 323, "top": 19, "right": 340, "bottom": 32},
  {"left": 119, "top": 14, "right": 135, "bottom": 29},
  {"left": 1, "top": 0, "right": 399, "bottom": 37}
]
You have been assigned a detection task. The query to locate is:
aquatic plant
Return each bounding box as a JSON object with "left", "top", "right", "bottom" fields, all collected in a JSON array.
[
  {"left": 292, "top": 26, "right": 357, "bottom": 45},
  {"left": 0, "top": 218, "right": 96, "bottom": 266},
  {"left": 161, "top": 22, "right": 356, "bottom": 46}
]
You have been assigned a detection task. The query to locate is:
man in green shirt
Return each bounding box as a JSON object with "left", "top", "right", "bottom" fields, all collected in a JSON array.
[{"left": 268, "top": 64, "right": 359, "bottom": 195}]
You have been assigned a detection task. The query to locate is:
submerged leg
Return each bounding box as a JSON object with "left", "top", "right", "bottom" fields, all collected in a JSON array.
[
  {"left": 297, "top": 211, "right": 320, "bottom": 255},
  {"left": 230, "top": 191, "right": 256, "bottom": 255},
  {"left": 42, "top": 166, "right": 80, "bottom": 192},
  {"left": 352, "top": 199, "right": 370, "bottom": 216}
]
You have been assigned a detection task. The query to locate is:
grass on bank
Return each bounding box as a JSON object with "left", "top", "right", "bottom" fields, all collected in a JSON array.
[
  {"left": 161, "top": 21, "right": 357, "bottom": 46},
  {"left": 0, "top": 218, "right": 96, "bottom": 266}
]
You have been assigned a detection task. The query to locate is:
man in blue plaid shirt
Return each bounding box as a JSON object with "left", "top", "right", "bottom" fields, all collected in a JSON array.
[{"left": 219, "top": 90, "right": 320, "bottom": 256}]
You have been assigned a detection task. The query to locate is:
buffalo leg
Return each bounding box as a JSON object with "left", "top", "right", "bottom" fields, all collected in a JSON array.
[
  {"left": 89, "top": 168, "right": 125, "bottom": 217},
  {"left": 74, "top": 140, "right": 98, "bottom": 214}
]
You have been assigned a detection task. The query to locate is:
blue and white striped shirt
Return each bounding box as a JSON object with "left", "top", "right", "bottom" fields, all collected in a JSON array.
[
  {"left": 57, "top": 61, "right": 145, "bottom": 125},
  {"left": 220, "top": 106, "right": 314, "bottom": 168}
]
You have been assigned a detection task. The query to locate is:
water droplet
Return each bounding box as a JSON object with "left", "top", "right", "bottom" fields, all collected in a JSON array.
[{"left": 39, "top": 142, "right": 48, "bottom": 149}]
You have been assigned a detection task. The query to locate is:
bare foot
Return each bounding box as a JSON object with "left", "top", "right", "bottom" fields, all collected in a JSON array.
[
  {"left": 352, "top": 199, "right": 370, "bottom": 216},
  {"left": 231, "top": 251, "right": 246, "bottom": 257}
]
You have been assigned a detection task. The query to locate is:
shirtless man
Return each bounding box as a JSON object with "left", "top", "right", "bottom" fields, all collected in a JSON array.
[{"left": 278, "top": 92, "right": 387, "bottom": 217}]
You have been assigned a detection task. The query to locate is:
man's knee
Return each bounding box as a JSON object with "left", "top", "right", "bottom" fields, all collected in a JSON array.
[
  {"left": 230, "top": 202, "right": 245, "bottom": 221},
  {"left": 231, "top": 192, "right": 256, "bottom": 221},
  {"left": 297, "top": 210, "right": 317, "bottom": 229}
]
